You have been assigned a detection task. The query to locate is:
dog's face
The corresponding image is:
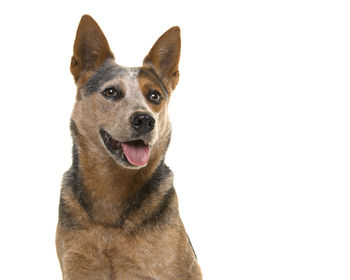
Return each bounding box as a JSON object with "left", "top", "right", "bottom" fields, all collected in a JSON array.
[{"left": 70, "top": 15, "right": 180, "bottom": 169}]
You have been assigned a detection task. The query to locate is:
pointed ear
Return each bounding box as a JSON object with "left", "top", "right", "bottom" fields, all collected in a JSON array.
[
  {"left": 70, "top": 15, "right": 114, "bottom": 83},
  {"left": 143, "top": 26, "right": 181, "bottom": 92}
]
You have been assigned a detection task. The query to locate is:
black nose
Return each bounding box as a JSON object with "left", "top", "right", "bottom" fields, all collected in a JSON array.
[{"left": 131, "top": 113, "right": 155, "bottom": 134}]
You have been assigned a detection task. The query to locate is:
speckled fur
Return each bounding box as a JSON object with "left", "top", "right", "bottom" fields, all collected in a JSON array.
[{"left": 56, "top": 15, "right": 202, "bottom": 279}]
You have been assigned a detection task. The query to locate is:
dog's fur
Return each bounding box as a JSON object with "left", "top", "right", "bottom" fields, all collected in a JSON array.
[{"left": 56, "top": 15, "right": 202, "bottom": 279}]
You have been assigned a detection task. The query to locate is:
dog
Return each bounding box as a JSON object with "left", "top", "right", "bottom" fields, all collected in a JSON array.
[{"left": 56, "top": 15, "right": 202, "bottom": 280}]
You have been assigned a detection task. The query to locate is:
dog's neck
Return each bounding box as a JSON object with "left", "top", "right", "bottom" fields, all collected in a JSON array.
[{"left": 72, "top": 141, "right": 166, "bottom": 226}]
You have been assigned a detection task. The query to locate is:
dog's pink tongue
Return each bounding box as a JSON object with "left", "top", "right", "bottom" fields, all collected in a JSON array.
[{"left": 121, "top": 141, "right": 150, "bottom": 167}]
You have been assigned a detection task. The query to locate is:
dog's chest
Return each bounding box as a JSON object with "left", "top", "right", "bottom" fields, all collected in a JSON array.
[{"left": 94, "top": 226, "right": 184, "bottom": 279}]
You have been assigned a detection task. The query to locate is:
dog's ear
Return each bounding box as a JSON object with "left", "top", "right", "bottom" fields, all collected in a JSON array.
[
  {"left": 143, "top": 26, "right": 181, "bottom": 92},
  {"left": 70, "top": 15, "right": 114, "bottom": 83}
]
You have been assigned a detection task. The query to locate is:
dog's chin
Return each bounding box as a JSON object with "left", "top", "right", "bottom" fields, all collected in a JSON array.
[{"left": 99, "top": 128, "right": 151, "bottom": 169}]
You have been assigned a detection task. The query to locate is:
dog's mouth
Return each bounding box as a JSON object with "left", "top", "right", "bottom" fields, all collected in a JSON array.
[{"left": 99, "top": 128, "right": 150, "bottom": 167}]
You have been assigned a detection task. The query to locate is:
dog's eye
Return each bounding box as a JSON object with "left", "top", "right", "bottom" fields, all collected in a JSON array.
[
  {"left": 102, "top": 87, "right": 122, "bottom": 100},
  {"left": 148, "top": 90, "right": 162, "bottom": 105}
]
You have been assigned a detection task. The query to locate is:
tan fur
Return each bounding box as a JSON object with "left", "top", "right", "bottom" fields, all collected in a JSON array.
[{"left": 56, "top": 15, "right": 202, "bottom": 279}]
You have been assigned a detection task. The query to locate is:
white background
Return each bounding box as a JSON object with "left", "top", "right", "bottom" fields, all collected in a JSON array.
[{"left": 0, "top": 0, "right": 349, "bottom": 279}]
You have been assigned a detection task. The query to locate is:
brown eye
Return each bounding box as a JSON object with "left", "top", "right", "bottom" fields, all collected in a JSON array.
[
  {"left": 102, "top": 87, "right": 122, "bottom": 100},
  {"left": 148, "top": 90, "right": 162, "bottom": 105}
]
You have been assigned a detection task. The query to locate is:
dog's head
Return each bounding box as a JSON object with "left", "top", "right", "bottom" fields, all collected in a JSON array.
[{"left": 70, "top": 15, "right": 180, "bottom": 169}]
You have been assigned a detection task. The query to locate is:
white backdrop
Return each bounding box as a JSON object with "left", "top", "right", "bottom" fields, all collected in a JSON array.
[{"left": 0, "top": 0, "right": 349, "bottom": 279}]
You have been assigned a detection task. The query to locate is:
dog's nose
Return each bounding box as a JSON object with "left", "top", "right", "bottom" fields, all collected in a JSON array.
[{"left": 131, "top": 113, "right": 155, "bottom": 134}]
